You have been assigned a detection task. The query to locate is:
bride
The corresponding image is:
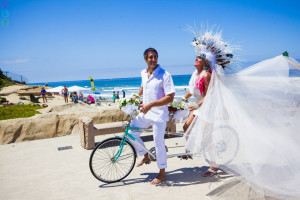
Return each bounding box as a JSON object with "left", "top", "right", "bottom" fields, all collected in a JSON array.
[{"left": 184, "top": 27, "right": 300, "bottom": 199}]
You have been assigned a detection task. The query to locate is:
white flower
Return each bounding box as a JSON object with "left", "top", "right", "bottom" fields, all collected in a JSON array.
[
  {"left": 169, "top": 100, "right": 189, "bottom": 110},
  {"left": 132, "top": 94, "right": 140, "bottom": 99}
]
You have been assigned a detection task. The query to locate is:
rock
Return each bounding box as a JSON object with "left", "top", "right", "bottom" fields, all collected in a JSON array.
[
  {"left": 17, "top": 101, "right": 24, "bottom": 105},
  {"left": 19, "top": 96, "right": 27, "bottom": 100},
  {"left": 0, "top": 106, "right": 129, "bottom": 144},
  {"left": 0, "top": 85, "right": 30, "bottom": 96},
  {"left": 17, "top": 86, "right": 53, "bottom": 96},
  {"left": 42, "top": 104, "right": 48, "bottom": 107}
]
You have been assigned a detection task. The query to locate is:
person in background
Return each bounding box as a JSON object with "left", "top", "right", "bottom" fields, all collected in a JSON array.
[
  {"left": 41, "top": 87, "right": 47, "bottom": 103},
  {"left": 122, "top": 89, "right": 126, "bottom": 98},
  {"left": 79, "top": 92, "right": 84, "bottom": 101},
  {"left": 62, "top": 85, "right": 68, "bottom": 103},
  {"left": 116, "top": 91, "right": 120, "bottom": 99},
  {"left": 112, "top": 91, "right": 116, "bottom": 103},
  {"left": 70, "top": 92, "right": 74, "bottom": 102},
  {"left": 84, "top": 97, "right": 91, "bottom": 104},
  {"left": 73, "top": 92, "right": 78, "bottom": 103}
]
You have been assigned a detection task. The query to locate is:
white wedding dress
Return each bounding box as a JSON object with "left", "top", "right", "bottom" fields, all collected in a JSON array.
[{"left": 185, "top": 55, "right": 300, "bottom": 199}]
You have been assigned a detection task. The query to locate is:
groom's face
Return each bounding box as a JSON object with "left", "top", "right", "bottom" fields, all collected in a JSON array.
[{"left": 145, "top": 51, "right": 158, "bottom": 68}]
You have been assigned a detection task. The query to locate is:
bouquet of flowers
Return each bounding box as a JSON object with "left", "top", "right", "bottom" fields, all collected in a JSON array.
[
  {"left": 168, "top": 99, "right": 188, "bottom": 111},
  {"left": 116, "top": 94, "right": 141, "bottom": 114},
  {"left": 168, "top": 99, "right": 190, "bottom": 122}
]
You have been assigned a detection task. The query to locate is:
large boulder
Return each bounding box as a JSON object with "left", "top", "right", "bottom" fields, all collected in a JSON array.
[{"left": 0, "top": 105, "right": 129, "bottom": 144}]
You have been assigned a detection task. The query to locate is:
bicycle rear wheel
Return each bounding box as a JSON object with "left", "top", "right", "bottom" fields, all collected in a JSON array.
[
  {"left": 89, "top": 137, "right": 136, "bottom": 183},
  {"left": 203, "top": 125, "right": 239, "bottom": 166}
]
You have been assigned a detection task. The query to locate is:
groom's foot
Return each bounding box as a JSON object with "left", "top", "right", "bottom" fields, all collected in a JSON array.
[
  {"left": 150, "top": 173, "right": 166, "bottom": 185},
  {"left": 150, "top": 169, "right": 166, "bottom": 185},
  {"left": 136, "top": 154, "right": 150, "bottom": 167}
]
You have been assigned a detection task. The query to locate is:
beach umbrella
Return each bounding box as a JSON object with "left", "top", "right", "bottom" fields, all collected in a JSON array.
[
  {"left": 46, "top": 86, "right": 64, "bottom": 93},
  {"left": 68, "top": 86, "right": 90, "bottom": 93}
]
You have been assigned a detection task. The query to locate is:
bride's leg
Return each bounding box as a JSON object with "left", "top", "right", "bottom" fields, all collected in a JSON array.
[
  {"left": 183, "top": 112, "right": 195, "bottom": 132},
  {"left": 181, "top": 112, "right": 195, "bottom": 160},
  {"left": 203, "top": 123, "right": 219, "bottom": 177}
]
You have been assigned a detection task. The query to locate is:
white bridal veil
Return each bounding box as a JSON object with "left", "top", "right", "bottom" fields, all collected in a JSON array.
[{"left": 185, "top": 55, "right": 300, "bottom": 198}]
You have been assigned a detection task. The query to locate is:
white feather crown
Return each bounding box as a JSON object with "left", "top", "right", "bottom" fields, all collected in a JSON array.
[{"left": 190, "top": 27, "right": 235, "bottom": 69}]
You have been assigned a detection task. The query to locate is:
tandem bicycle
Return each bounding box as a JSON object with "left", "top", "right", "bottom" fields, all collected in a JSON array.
[{"left": 89, "top": 107, "right": 239, "bottom": 183}]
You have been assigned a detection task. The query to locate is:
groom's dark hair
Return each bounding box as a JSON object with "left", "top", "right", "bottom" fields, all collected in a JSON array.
[{"left": 144, "top": 48, "right": 158, "bottom": 59}]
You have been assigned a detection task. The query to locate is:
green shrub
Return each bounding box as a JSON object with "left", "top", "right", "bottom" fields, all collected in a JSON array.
[
  {"left": 0, "top": 69, "right": 17, "bottom": 88},
  {"left": 0, "top": 104, "right": 44, "bottom": 120}
]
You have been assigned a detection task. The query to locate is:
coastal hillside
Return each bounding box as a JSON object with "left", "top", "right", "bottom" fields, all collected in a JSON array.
[{"left": 0, "top": 69, "right": 16, "bottom": 89}]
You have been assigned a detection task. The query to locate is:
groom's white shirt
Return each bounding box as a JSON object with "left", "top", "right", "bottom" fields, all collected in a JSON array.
[{"left": 141, "top": 65, "right": 176, "bottom": 121}]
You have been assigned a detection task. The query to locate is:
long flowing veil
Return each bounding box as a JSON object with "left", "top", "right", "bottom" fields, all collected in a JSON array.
[{"left": 185, "top": 55, "right": 300, "bottom": 198}]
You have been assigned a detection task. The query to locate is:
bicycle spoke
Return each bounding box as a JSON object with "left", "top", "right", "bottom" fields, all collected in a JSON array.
[
  {"left": 115, "top": 161, "right": 128, "bottom": 175},
  {"left": 117, "top": 153, "right": 134, "bottom": 161}
]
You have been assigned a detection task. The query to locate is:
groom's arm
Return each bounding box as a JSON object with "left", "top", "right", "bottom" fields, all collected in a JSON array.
[
  {"left": 137, "top": 87, "right": 143, "bottom": 96},
  {"left": 132, "top": 87, "right": 143, "bottom": 101},
  {"left": 140, "top": 93, "right": 174, "bottom": 114}
]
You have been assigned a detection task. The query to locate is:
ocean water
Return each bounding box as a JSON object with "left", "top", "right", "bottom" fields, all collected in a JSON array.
[
  {"left": 28, "top": 69, "right": 300, "bottom": 101},
  {"left": 28, "top": 74, "right": 192, "bottom": 100}
]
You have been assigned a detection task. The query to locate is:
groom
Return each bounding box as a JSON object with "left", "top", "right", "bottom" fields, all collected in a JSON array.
[{"left": 131, "top": 48, "right": 175, "bottom": 184}]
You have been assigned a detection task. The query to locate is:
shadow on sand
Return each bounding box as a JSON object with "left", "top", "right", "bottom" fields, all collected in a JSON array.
[{"left": 99, "top": 166, "right": 233, "bottom": 188}]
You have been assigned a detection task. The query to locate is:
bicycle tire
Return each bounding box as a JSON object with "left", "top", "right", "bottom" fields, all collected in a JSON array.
[
  {"left": 89, "top": 137, "right": 137, "bottom": 183},
  {"left": 203, "top": 125, "right": 239, "bottom": 166}
]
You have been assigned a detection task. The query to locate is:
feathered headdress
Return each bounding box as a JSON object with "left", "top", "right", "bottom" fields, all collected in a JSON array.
[{"left": 189, "top": 25, "right": 236, "bottom": 69}]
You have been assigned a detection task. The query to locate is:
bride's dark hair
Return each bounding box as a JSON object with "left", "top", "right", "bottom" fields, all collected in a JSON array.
[{"left": 204, "top": 59, "right": 211, "bottom": 72}]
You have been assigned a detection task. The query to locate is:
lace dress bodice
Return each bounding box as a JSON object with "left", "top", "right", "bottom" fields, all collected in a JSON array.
[{"left": 189, "top": 70, "right": 205, "bottom": 103}]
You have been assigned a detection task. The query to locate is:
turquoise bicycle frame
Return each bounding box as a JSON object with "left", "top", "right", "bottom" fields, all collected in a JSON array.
[
  {"left": 112, "top": 124, "right": 143, "bottom": 162},
  {"left": 111, "top": 109, "right": 156, "bottom": 163}
]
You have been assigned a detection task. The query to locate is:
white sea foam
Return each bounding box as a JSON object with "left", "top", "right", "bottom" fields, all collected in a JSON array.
[
  {"left": 175, "top": 85, "right": 189, "bottom": 89},
  {"left": 102, "top": 89, "right": 117, "bottom": 92}
]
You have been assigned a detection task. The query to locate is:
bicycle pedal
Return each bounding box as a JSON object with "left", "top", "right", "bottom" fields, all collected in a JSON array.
[
  {"left": 145, "top": 161, "right": 151, "bottom": 165},
  {"left": 177, "top": 156, "right": 188, "bottom": 160}
]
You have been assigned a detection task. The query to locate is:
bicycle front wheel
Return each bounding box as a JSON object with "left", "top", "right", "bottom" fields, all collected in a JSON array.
[{"left": 89, "top": 137, "right": 137, "bottom": 183}]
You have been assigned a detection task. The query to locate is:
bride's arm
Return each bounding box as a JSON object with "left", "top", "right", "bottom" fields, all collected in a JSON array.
[{"left": 183, "top": 91, "right": 192, "bottom": 100}]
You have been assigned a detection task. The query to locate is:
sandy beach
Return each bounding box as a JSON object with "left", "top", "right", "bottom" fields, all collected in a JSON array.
[
  {"left": 0, "top": 131, "right": 229, "bottom": 200},
  {"left": 0, "top": 127, "right": 284, "bottom": 200},
  {"left": 0, "top": 85, "right": 286, "bottom": 200}
]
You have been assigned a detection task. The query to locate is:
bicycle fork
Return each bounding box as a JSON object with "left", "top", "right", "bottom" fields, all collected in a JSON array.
[{"left": 112, "top": 126, "right": 156, "bottom": 162}]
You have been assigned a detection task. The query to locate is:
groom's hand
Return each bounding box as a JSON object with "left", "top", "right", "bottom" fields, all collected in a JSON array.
[{"left": 140, "top": 103, "right": 152, "bottom": 114}]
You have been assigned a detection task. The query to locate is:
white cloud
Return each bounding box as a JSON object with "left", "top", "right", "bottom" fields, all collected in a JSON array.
[{"left": 0, "top": 58, "right": 31, "bottom": 64}]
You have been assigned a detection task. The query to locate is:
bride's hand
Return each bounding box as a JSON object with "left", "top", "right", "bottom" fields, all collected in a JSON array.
[{"left": 188, "top": 106, "right": 196, "bottom": 111}]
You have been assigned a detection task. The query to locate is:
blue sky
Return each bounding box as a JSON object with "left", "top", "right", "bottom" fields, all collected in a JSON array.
[{"left": 1, "top": 0, "right": 300, "bottom": 83}]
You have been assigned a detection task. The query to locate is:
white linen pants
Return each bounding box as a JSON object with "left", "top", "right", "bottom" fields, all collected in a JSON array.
[{"left": 131, "top": 114, "right": 167, "bottom": 169}]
